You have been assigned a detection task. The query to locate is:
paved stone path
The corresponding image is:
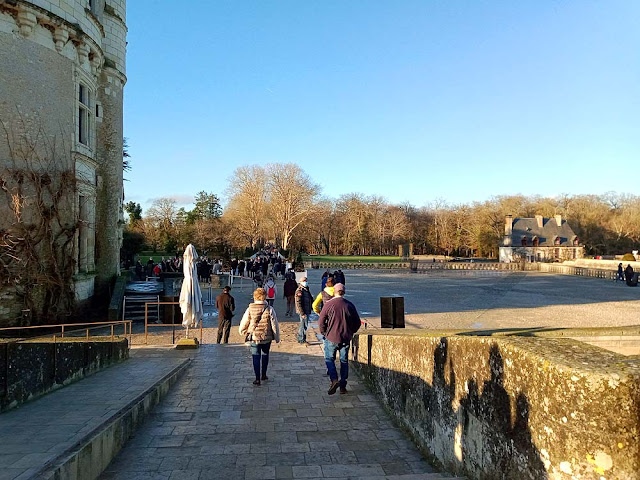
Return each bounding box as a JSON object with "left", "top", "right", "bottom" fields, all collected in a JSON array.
[
  {"left": 0, "top": 350, "right": 188, "bottom": 480},
  {"left": 101, "top": 342, "right": 462, "bottom": 480}
]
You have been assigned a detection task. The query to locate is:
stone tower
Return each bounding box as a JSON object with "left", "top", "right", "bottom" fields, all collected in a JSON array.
[{"left": 0, "top": 0, "right": 127, "bottom": 325}]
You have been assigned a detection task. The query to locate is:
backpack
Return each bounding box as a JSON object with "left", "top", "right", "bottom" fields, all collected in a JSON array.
[
  {"left": 252, "top": 306, "right": 271, "bottom": 341},
  {"left": 267, "top": 285, "right": 275, "bottom": 298},
  {"left": 318, "top": 290, "right": 334, "bottom": 312}
]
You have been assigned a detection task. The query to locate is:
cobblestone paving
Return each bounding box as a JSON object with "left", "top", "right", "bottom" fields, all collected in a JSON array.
[
  {"left": 0, "top": 350, "right": 188, "bottom": 480},
  {"left": 101, "top": 343, "right": 463, "bottom": 480}
]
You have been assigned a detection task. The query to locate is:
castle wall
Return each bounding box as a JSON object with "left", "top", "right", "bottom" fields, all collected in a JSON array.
[{"left": 0, "top": 1, "right": 126, "bottom": 326}]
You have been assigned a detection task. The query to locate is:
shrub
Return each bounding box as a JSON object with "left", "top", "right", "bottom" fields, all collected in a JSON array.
[{"left": 622, "top": 253, "right": 636, "bottom": 261}]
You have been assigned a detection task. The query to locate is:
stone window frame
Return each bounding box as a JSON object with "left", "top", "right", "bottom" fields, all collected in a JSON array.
[
  {"left": 74, "top": 69, "right": 97, "bottom": 158},
  {"left": 77, "top": 83, "right": 92, "bottom": 147}
]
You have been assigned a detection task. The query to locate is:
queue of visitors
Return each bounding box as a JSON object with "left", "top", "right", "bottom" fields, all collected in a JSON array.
[
  {"left": 130, "top": 248, "right": 360, "bottom": 395},
  {"left": 133, "top": 256, "right": 184, "bottom": 281}
]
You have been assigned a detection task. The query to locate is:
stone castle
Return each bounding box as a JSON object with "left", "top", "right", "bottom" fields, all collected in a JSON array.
[{"left": 0, "top": 0, "right": 127, "bottom": 326}]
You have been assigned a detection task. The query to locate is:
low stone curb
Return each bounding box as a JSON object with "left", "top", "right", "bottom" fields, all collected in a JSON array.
[{"left": 33, "top": 358, "right": 191, "bottom": 480}]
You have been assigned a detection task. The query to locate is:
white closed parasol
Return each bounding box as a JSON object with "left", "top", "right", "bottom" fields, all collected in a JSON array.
[{"left": 179, "top": 244, "right": 203, "bottom": 337}]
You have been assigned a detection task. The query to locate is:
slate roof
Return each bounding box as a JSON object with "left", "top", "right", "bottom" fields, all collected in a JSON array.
[{"left": 507, "top": 217, "right": 580, "bottom": 247}]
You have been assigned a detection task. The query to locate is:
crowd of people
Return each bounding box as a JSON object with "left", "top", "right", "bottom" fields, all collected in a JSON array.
[
  {"left": 234, "top": 275, "right": 360, "bottom": 394},
  {"left": 133, "top": 256, "right": 183, "bottom": 281},
  {"left": 130, "top": 247, "right": 290, "bottom": 283},
  {"left": 212, "top": 264, "right": 360, "bottom": 395},
  {"left": 131, "top": 248, "right": 360, "bottom": 395}
]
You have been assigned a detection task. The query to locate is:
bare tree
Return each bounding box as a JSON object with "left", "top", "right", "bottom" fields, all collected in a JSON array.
[
  {"left": 266, "top": 163, "right": 319, "bottom": 251},
  {"left": 224, "top": 165, "right": 268, "bottom": 249}
]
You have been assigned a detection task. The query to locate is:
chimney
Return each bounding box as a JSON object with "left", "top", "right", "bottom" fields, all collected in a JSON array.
[
  {"left": 555, "top": 214, "right": 562, "bottom": 227},
  {"left": 505, "top": 215, "right": 513, "bottom": 236},
  {"left": 535, "top": 215, "right": 543, "bottom": 228}
]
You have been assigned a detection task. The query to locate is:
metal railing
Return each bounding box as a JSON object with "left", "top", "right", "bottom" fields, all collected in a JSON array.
[
  {"left": 144, "top": 301, "right": 203, "bottom": 345},
  {"left": 0, "top": 320, "right": 133, "bottom": 344},
  {"left": 122, "top": 294, "right": 160, "bottom": 322}
]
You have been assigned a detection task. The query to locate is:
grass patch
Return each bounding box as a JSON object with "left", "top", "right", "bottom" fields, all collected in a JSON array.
[{"left": 303, "top": 255, "right": 404, "bottom": 263}]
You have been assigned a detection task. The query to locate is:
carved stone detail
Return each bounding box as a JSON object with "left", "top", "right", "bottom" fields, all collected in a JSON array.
[
  {"left": 76, "top": 41, "right": 90, "bottom": 65},
  {"left": 17, "top": 7, "right": 37, "bottom": 37},
  {"left": 90, "top": 50, "right": 101, "bottom": 76},
  {"left": 53, "top": 26, "right": 69, "bottom": 52}
]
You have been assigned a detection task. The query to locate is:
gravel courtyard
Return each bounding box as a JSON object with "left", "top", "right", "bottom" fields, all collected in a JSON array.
[{"left": 304, "top": 269, "right": 640, "bottom": 331}]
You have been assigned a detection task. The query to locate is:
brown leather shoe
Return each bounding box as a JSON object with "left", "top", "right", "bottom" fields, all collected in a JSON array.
[
  {"left": 328, "top": 380, "right": 340, "bottom": 395},
  {"left": 253, "top": 379, "right": 261, "bottom": 386},
  {"left": 340, "top": 386, "right": 347, "bottom": 394},
  {"left": 261, "top": 375, "right": 268, "bottom": 381}
]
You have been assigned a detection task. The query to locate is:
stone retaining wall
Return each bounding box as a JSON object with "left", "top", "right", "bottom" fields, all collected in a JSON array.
[
  {"left": 351, "top": 332, "right": 640, "bottom": 480},
  {"left": 309, "top": 262, "right": 411, "bottom": 270},
  {"left": 538, "top": 262, "right": 620, "bottom": 280},
  {"left": 0, "top": 338, "right": 129, "bottom": 412},
  {"left": 410, "top": 261, "right": 534, "bottom": 272}
]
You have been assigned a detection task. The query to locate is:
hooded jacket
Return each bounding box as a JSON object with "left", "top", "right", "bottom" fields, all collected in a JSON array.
[{"left": 312, "top": 286, "right": 334, "bottom": 314}]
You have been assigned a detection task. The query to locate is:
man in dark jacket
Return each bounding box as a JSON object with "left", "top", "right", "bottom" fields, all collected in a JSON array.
[
  {"left": 318, "top": 283, "right": 360, "bottom": 394},
  {"left": 283, "top": 275, "right": 298, "bottom": 317},
  {"left": 625, "top": 264, "right": 636, "bottom": 286},
  {"left": 215, "top": 286, "right": 235, "bottom": 343},
  {"left": 295, "top": 277, "right": 314, "bottom": 345}
]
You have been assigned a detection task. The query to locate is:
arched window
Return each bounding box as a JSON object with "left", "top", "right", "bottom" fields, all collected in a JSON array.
[
  {"left": 573, "top": 237, "right": 579, "bottom": 246},
  {"left": 554, "top": 236, "right": 561, "bottom": 246},
  {"left": 532, "top": 236, "right": 539, "bottom": 247},
  {"left": 521, "top": 236, "right": 528, "bottom": 246}
]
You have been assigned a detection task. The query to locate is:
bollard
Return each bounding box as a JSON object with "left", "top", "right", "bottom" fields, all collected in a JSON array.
[{"left": 380, "top": 297, "right": 405, "bottom": 329}]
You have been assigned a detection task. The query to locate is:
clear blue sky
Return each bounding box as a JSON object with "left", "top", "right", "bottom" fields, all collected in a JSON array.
[{"left": 123, "top": 1, "right": 638, "bottom": 211}]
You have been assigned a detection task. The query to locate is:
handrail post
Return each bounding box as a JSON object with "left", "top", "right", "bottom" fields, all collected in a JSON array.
[
  {"left": 86, "top": 329, "right": 89, "bottom": 340},
  {"left": 145, "top": 303, "right": 148, "bottom": 345},
  {"left": 111, "top": 324, "right": 114, "bottom": 341},
  {"left": 61, "top": 325, "right": 64, "bottom": 338}
]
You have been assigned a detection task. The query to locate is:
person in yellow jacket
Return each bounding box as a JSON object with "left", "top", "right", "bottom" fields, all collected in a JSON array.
[{"left": 312, "top": 277, "right": 335, "bottom": 314}]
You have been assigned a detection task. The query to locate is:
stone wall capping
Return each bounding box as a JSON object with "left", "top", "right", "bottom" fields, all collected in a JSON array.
[{"left": 352, "top": 332, "right": 640, "bottom": 479}]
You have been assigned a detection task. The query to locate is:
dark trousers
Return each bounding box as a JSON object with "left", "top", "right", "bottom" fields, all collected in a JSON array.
[
  {"left": 217, "top": 317, "right": 232, "bottom": 343},
  {"left": 250, "top": 342, "right": 271, "bottom": 379},
  {"left": 286, "top": 295, "right": 295, "bottom": 314}
]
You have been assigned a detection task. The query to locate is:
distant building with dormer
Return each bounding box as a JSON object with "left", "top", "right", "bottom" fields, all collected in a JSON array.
[{"left": 499, "top": 215, "right": 584, "bottom": 263}]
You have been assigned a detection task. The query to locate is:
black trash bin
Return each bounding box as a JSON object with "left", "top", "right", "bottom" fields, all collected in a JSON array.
[{"left": 380, "top": 297, "right": 405, "bottom": 328}]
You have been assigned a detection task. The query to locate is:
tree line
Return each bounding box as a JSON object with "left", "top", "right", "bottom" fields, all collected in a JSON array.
[{"left": 122, "top": 163, "right": 640, "bottom": 260}]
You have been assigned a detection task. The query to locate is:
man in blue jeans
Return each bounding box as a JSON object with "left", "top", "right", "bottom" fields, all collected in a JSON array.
[{"left": 318, "top": 283, "right": 361, "bottom": 395}]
